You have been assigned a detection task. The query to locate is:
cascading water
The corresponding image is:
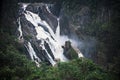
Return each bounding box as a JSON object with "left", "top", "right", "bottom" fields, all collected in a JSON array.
[
  {"left": 17, "top": 3, "right": 83, "bottom": 66},
  {"left": 24, "top": 5, "right": 68, "bottom": 62},
  {"left": 17, "top": 17, "right": 23, "bottom": 40},
  {"left": 56, "top": 18, "right": 60, "bottom": 40},
  {"left": 25, "top": 42, "right": 41, "bottom": 67},
  {"left": 40, "top": 40, "right": 56, "bottom": 66}
]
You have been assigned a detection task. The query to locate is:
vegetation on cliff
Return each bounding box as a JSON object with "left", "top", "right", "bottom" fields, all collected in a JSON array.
[{"left": 0, "top": 0, "right": 120, "bottom": 80}]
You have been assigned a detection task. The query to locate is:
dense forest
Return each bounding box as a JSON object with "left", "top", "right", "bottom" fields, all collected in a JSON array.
[{"left": 0, "top": 0, "right": 120, "bottom": 80}]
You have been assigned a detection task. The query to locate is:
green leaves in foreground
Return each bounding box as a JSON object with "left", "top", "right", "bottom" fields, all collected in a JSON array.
[
  {"left": 29, "top": 58, "right": 115, "bottom": 80},
  {"left": 0, "top": 45, "right": 118, "bottom": 80}
]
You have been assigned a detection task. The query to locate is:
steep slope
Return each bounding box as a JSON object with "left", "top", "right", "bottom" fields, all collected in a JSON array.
[{"left": 17, "top": 3, "right": 83, "bottom": 66}]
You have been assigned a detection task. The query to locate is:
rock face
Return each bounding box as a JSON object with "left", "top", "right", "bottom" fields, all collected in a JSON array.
[
  {"left": 63, "top": 41, "right": 78, "bottom": 60},
  {"left": 17, "top": 3, "right": 83, "bottom": 66}
]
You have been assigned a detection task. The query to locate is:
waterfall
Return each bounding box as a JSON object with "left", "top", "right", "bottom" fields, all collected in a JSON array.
[
  {"left": 17, "top": 17, "right": 23, "bottom": 40},
  {"left": 25, "top": 42, "right": 41, "bottom": 67},
  {"left": 45, "top": 4, "right": 57, "bottom": 19},
  {"left": 40, "top": 40, "right": 56, "bottom": 66},
  {"left": 22, "top": 3, "right": 29, "bottom": 11},
  {"left": 17, "top": 3, "right": 83, "bottom": 66},
  {"left": 56, "top": 18, "right": 60, "bottom": 40},
  {"left": 46, "top": 4, "right": 51, "bottom": 13},
  {"left": 23, "top": 5, "right": 68, "bottom": 63},
  {"left": 17, "top": 3, "right": 30, "bottom": 40},
  {"left": 24, "top": 11, "right": 56, "bottom": 40}
]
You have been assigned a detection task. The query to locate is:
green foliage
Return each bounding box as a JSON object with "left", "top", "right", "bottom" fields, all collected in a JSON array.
[
  {"left": 0, "top": 0, "right": 119, "bottom": 80},
  {"left": 0, "top": 45, "right": 35, "bottom": 80},
  {"left": 1, "top": 46, "right": 116, "bottom": 80},
  {"left": 67, "top": 47, "right": 78, "bottom": 60},
  {"left": 0, "top": 33, "right": 118, "bottom": 79},
  {"left": 24, "top": 58, "right": 114, "bottom": 80},
  {"left": 64, "top": 41, "right": 78, "bottom": 60}
]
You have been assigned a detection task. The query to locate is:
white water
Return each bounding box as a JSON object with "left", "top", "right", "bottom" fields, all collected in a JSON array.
[
  {"left": 46, "top": 4, "right": 51, "bottom": 13},
  {"left": 40, "top": 40, "right": 56, "bottom": 66},
  {"left": 17, "top": 3, "right": 30, "bottom": 40},
  {"left": 19, "top": 3, "right": 30, "bottom": 11},
  {"left": 24, "top": 11, "right": 56, "bottom": 40},
  {"left": 24, "top": 7, "right": 68, "bottom": 63},
  {"left": 25, "top": 42, "right": 41, "bottom": 67},
  {"left": 45, "top": 4, "right": 57, "bottom": 19},
  {"left": 19, "top": 3, "right": 84, "bottom": 66},
  {"left": 17, "top": 17, "right": 23, "bottom": 40},
  {"left": 56, "top": 18, "right": 60, "bottom": 40}
]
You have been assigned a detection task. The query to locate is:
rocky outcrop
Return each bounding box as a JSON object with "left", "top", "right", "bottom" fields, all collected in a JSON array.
[
  {"left": 63, "top": 41, "right": 78, "bottom": 60},
  {"left": 16, "top": 3, "right": 84, "bottom": 66}
]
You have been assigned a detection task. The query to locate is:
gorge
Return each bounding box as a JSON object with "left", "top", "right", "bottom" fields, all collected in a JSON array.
[
  {"left": 17, "top": 3, "right": 83, "bottom": 66},
  {"left": 0, "top": 0, "right": 120, "bottom": 80}
]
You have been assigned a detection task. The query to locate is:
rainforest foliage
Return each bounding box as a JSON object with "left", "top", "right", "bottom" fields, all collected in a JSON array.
[
  {"left": 0, "top": 44, "right": 117, "bottom": 80},
  {"left": 0, "top": 0, "right": 120, "bottom": 80},
  {"left": 0, "top": 32, "right": 119, "bottom": 80}
]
